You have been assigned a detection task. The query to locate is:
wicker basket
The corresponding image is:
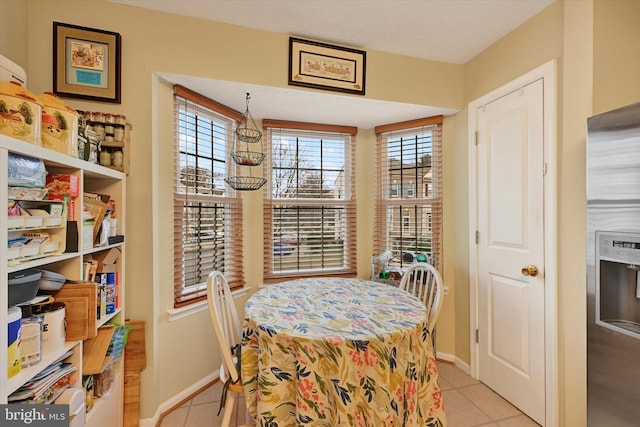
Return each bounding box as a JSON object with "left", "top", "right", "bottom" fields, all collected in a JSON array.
[
  {"left": 231, "top": 150, "right": 265, "bottom": 166},
  {"left": 225, "top": 176, "right": 267, "bottom": 191}
]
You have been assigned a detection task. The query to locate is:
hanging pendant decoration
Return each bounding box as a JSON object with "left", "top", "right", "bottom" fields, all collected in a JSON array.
[{"left": 225, "top": 93, "right": 267, "bottom": 191}]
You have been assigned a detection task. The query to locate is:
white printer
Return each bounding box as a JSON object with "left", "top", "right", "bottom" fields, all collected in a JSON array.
[{"left": 0, "top": 54, "right": 27, "bottom": 85}]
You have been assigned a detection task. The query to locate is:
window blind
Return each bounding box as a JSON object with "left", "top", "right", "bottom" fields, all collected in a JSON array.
[
  {"left": 374, "top": 116, "right": 443, "bottom": 271},
  {"left": 263, "top": 120, "right": 357, "bottom": 281},
  {"left": 173, "top": 85, "right": 244, "bottom": 307}
]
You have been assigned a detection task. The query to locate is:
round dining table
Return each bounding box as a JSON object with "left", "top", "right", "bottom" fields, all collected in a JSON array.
[{"left": 240, "top": 277, "right": 447, "bottom": 426}]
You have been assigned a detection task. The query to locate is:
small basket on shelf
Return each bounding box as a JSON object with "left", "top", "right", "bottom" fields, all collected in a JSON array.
[{"left": 224, "top": 176, "right": 267, "bottom": 191}]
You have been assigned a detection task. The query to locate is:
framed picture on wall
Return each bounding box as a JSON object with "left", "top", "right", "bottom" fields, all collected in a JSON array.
[
  {"left": 288, "top": 37, "right": 366, "bottom": 96},
  {"left": 53, "top": 22, "right": 121, "bottom": 103}
]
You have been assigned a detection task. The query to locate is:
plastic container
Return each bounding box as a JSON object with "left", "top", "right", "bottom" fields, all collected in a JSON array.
[
  {"left": 37, "top": 269, "right": 66, "bottom": 291},
  {"left": 0, "top": 81, "right": 42, "bottom": 145},
  {"left": 55, "top": 387, "right": 85, "bottom": 427},
  {"left": 38, "top": 92, "right": 79, "bottom": 157},
  {"left": 7, "top": 306, "right": 21, "bottom": 378},
  {"left": 22, "top": 214, "right": 44, "bottom": 228},
  {"left": 7, "top": 216, "right": 24, "bottom": 229},
  {"left": 19, "top": 244, "right": 40, "bottom": 258},
  {"left": 39, "top": 240, "right": 60, "bottom": 255},
  {"left": 8, "top": 269, "right": 42, "bottom": 306},
  {"left": 7, "top": 153, "right": 47, "bottom": 188}
]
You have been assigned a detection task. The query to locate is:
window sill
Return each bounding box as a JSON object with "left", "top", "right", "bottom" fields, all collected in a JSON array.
[{"left": 167, "top": 286, "right": 249, "bottom": 322}]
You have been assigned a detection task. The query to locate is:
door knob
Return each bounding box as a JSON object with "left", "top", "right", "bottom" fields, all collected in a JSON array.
[{"left": 521, "top": 265, "right": 538, "bottom": 277}]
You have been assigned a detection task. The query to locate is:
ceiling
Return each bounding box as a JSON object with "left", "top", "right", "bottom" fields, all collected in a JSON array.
[{"left": 111, "top": 0, "right": 555, "bottom": 127}]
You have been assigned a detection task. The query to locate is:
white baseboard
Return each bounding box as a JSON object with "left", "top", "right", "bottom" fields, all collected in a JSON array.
[
  {"left": 436, "top": 352, "right": 471, "bottom": 376},
  {"left": 139, "top": 371, "right": 219, "bottom": 427}
]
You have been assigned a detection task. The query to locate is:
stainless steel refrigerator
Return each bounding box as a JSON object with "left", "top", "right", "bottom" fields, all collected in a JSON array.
[{"left": 587, "top": 101, "right": 640, "bottom": 426}]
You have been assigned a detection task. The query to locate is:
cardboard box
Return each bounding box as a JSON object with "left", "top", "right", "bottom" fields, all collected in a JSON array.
[
  {"left": 46, "top": 174, "right": 79, "bottom": 197},
  {"left": 94, "top": 247, "right": 121, "bottom": 273}
]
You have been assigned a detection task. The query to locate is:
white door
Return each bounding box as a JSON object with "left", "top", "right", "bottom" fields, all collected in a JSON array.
[{"left": 476, "top": 79, "right": 545, "bottom": 424}]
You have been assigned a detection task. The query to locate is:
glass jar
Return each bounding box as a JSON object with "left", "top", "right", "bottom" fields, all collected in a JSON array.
[
  {"left": 105, "top": 113, "right": 115, "bottom": 124},
  {"left": 114, "top": 125, "right": 125, "bottom": 142},
  {"left": 112, "top": 150, "right": 123, "bottom": 168},
  {"left": 93, "top": 123, "right": 105, "bottom": 140},
  {"left": 100, "top": 149, "right": 111, "bottom": 166},
  {"left": 92, "top": 111, "right": 105, "bottom": 123},
  {"left": 115, "top": 114, "right": 126, "bottom": 125}
]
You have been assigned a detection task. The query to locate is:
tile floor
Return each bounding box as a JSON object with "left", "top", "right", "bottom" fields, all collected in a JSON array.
[{"left": 158, "top": 362, "right": 540, "bottom": 427}]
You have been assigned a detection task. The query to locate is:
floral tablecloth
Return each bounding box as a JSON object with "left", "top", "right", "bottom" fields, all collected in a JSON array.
[{"left": 241, "top": 277, "right": 447, "bottom": 426}]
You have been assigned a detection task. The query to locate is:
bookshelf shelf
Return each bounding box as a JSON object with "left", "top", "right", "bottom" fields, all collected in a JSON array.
[{"left": 1, "top": 134, "right": 126, "bottom": 426}]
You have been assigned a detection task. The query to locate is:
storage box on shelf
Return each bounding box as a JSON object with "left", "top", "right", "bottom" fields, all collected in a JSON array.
[
  {"left": 1, "top": 133, "right": 126, "bottom": 427},
  {"left": 7, "top": 199, "right": 67, "bottom": 266}
]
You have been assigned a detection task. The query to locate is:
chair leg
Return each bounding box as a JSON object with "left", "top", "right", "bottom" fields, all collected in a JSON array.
[
  {"left": 432, "top": 327, "right": 437, "bottom": 357},
  {"left": 221, "top": 392, "right": 237, "bottom": 427}
]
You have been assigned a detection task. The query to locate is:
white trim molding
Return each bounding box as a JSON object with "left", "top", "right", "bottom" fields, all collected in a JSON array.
[{"left": 139, "top": 371, "right": 220, "bottom": 427}]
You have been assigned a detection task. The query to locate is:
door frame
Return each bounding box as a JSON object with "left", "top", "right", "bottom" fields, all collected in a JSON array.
[{"left": 467, "top": 59, "right": 557, "bottom": 427}]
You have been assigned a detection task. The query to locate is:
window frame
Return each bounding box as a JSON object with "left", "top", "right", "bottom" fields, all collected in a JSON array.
[
  {"left": 262, "top": 120, "right": 358, "bottom": 282},
  {"left": 172, "top": 85, "right": 244, "bottom": 308},
  {"left": 374, "top": 116, "right": 443, "bottom": 271}
]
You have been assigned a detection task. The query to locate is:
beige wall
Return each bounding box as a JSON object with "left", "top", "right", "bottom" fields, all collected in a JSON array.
[
  {"left": 593, "top": 0, "right": 640, "bottom": 114},
  {"left": 4, "top": 0, "right": 639, "bottom": 424},
  {"left": 460, "top": 0, "right": 564, "bottom": 367},
  {"left": 0, "top": 0, "right": 28, "bottom": 68}
]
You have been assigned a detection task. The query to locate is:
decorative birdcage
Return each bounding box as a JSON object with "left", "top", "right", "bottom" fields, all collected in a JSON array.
[{"left": 225, "top": 93, "right": 267, "bottom": 191}]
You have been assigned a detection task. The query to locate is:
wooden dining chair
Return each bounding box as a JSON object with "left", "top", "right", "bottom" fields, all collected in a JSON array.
[
  {"left": 206, "top": 271, "right": 254, "bottom": 427},
  {"left": 399, "top": 262, "right": 444, "bottom": 352}
]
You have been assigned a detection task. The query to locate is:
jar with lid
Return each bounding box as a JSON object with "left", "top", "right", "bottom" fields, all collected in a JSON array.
[
  {"left": 105, "top": 113, "right": 115, "bottom": 124},
  {"left": 112, "top": 150, "right": 123, "bottom": 168},
  {"left": 114, "top": 125, "right": 125, "bottom": 142},
  {"left": 100, "top": 149, "right": 112, "bottom": 166},
  {"left": 93, "top": 123, "right": 105, "bottom": 140},
  {"left": 92, "top": 111, "right": 105, "bottom": 123},
  {"left": 114, "top": 114, "right": 126, "bottom": 125}
]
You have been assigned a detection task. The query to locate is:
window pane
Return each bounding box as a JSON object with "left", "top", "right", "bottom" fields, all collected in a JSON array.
[
  {"left": 265, "top": 127, "right": 355, "bottom": 278},
  {"left": 174, "top": 90, "right": 243, "bottom": 306},
  {"left": 375, "top": 121, "right": 442, "bottom": 270},
  {"left": 386, "top": 132, "right": 434, "bottom": 200},
  {"left": 272, "top": 205, "right": 347, "bottom": 273},
  {"left": 181, "top": 201, "right": 226, "bottom": 288},
  {"left": 271, "top": 134, "right": 346, "bottom": 200}
]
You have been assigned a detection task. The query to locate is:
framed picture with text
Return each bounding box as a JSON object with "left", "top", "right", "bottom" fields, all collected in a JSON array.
[
  {"left": 53, "top": 22, "right": 121, "bottom": 103},
  {"left": 289, "top": 37, "right": 366, "bottom": 96}
]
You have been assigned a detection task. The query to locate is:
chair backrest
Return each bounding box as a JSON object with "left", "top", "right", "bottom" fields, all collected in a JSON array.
[
  {"left": 207, "top": 271, "right": 242, "bottom": 383},
  {"left": 399, "top": 262, "right": 444, "bottom": 333}
]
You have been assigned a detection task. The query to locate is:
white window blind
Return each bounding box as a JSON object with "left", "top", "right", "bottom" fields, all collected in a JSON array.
[
  {"left": 374, "top": 116, "right": 443, "bottom": 271},
  {"left": 173, "top": 85, "right": 244, "bottom": 307},
  {"left": 263, "top": 120, "right": 357, "bottom": 280}
]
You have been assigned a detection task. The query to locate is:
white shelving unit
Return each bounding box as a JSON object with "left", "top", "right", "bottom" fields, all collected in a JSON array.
[{"left": 1, "top": 134, "right": 126, "bottom": 426}]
